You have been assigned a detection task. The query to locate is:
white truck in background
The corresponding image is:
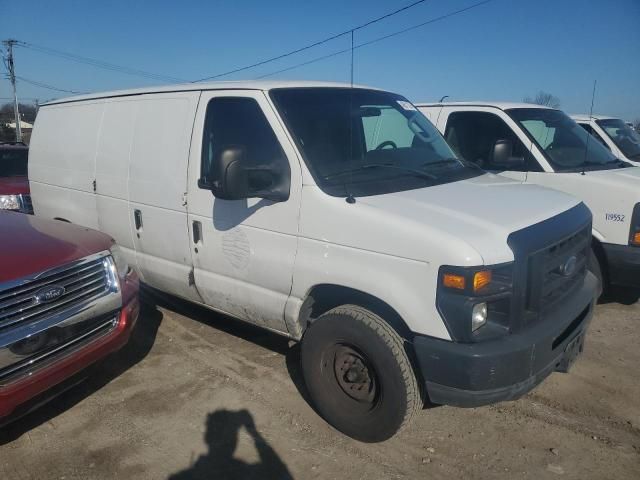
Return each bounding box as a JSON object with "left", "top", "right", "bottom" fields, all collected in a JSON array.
[
  {"left": 28, "top": 82, "right": 596, "bottom": 441},
  {"left": 418, "top": 102, "right": 640, "bottom": 296},
  {"left": 571, "top": 115, "right": 640, "bottom": 165}
]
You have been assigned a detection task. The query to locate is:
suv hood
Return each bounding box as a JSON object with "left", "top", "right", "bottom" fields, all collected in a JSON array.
[
  {"left": 300, "top": 173, "right": 581, "bottom": 265},
  {"left": 0, "top": 212, "right": 113, "bottom": 283},
  {"left": 0, "top": 175, "right": 29, "bottom": 195}
]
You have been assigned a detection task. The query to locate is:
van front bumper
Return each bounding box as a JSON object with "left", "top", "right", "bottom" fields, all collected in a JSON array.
[
  {"left": 413, "top": 273, "right": 596, "bottom": 408},
  {"left": 602, "top": 243, "right": 640, "bottom": 288}
]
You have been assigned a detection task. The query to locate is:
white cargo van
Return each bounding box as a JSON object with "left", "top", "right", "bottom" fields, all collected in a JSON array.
[
  {"left": 571, "top": 114, "right": 640, "bottom": 165},
  {"left": 29, "top": 82, "right": 596, "bottom": 442},
  {"left": 419, "top": 102, "right": 640, "bottom": 296}
]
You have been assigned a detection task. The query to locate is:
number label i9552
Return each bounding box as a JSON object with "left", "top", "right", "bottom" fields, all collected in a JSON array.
[{"left": 605, "top": 213, "right": 625, "bottom": 222}]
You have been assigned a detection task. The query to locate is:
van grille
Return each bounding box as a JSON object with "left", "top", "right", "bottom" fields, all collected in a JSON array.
[
  {"left": 0, "top": 256, "right": 112, "bottom": 332},
  {"left": 527, "top": 225, "right": 591, "bottom": 313}
]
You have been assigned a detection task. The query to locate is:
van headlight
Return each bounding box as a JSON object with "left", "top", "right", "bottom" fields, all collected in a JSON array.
[
  {"left": 0, "top": 195, "right": 20, "bottom": 211},
  {"left": 437, "top": 263, "right": 513, "bottom": 341},
  {"left": 109, "top": 245, "right": 130, "bottom": 277}
]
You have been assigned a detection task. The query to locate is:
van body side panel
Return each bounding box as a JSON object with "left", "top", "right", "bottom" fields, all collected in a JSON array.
[
  {"left": 128, "top": 92, "right": 203, "bottom": 302},
  {"left": 94, "top": 98, "right": 138, "bottom": 267},
  {"left": 186, "top": 90, "right": 302, "bottom": 334},
  {"left": 29, "top": 101, "right": 105, "bottom": 227}
]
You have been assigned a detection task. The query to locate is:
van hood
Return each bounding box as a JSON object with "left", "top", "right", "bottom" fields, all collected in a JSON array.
[
  {"left": 0, "top": 175, "right": 29, "bottom": 195},
  {"left": 300, "top": 173, "right": 581, "bottom": 266}
]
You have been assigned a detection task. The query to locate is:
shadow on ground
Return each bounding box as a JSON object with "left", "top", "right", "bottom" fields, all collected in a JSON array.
[
  {"left": 0, "top": 293, "right": 163, "bottom": 445},
  {"left": 169, "top": 408, "right": 294, "bottom": 480},
  {"left": 600, "top": 286, "right": 640, "bottom": 306}
]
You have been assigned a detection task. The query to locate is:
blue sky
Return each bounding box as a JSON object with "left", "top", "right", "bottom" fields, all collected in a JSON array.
[{"left": 2, "top": 0, "right": 639, "bottom": 120}]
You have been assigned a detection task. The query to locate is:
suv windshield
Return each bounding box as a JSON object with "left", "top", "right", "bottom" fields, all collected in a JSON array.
[
  {"left": 0, "top": 147, "right": 28, "bottom": 177},
  {"left": 596, "top": 118, "right": 640, "bottom": 161},
  {"left": 508, "top": 108, "right": 625, "bottom": 172},
  {"left": 270, "top": 88, "right": 481, "bottom": 197}
]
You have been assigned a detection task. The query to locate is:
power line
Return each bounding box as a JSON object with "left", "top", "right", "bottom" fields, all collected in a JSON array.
[
  {"left": 15, "top": 75, "right": 85, "bottom": 95},
  {"left": 258, "top": 0, "right": 493, "bottom": 79},
  {"left": 193, "top": 0, "right": 430, "bottom": 82},
  {"left": 15, "top": 41, "right": 186, "bottom": 83}
]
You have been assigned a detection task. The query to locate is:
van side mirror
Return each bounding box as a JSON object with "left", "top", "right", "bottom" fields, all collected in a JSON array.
[
  {"left": 490, "top": 139, "right": 525, "bottom": 169},
  {"left": 198, "top": 145, "right": 290, "bottom": 202}
]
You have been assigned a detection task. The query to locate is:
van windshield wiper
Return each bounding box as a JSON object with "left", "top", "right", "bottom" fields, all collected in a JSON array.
[
  {"left": 324, "top": 163, "right": 437, "bottom": 181},
  {"left": 422, "top": 158, "right": 482, "bottom": 171}
]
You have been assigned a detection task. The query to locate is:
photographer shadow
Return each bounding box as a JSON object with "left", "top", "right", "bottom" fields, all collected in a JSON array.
[{"left": 169, "top": 409, "right": 293, "bottom": 480}]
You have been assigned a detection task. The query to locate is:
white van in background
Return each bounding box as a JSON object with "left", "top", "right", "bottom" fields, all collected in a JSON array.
[
  {"left": 571, "top": 115, "right": 640, "bottom": 165},
  {"left": 418, "top": 102, "right": 640, "bottom": 295},
  {"left": 29, "top": 82, "right": 596, "bottom": 442}
]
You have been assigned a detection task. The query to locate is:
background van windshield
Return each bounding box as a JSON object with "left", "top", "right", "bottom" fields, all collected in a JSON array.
[
  {"left": 596, "top": 118, "right": 640, "bottom": 161},
  {"left": 270, "top": 88, "right": 481, "bottom": 197},
  {"left": 508, "top": 108, "right": 621, "bottom": 172},
  {"left": 0, "top": 148, "right": 28, "bottom": 177}
]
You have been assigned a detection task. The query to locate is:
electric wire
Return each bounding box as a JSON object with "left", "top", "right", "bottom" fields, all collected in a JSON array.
[{"left": 258, "top": 0, "right": 493, "bottom": 79}]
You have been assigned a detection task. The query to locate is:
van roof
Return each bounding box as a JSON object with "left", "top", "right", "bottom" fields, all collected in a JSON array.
[
  {"left": 570, "top": 114, "right": 617, "bottom": 122},
  {"left": 42, "top": 80, "right": 383, "bottom": 105},
  {"left": 415, "top": 101, "right": 555, "bottom": 111}
]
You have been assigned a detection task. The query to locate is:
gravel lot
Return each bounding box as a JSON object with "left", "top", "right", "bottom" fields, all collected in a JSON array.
[{"left": 1, "top": 290, "right": 639, "bottom": 479}]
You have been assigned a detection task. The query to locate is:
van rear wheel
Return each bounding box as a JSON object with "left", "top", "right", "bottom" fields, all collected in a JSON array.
[{"left": 300, "top": 305, "right": 421, "bottom": 442}]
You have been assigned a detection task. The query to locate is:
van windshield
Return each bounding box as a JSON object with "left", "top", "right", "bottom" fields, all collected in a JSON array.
[
  {"left": 0, "top": 147, "right": 28, "bottom": 177},
  {"left": 596, "top": 118, "right": 640, "bottom": 161},
  {"left": 507, "top": 108, "right": 627, "bottom": 172},
  {"left": 270, "top": 88, "right": 481, "bottom": 197}
]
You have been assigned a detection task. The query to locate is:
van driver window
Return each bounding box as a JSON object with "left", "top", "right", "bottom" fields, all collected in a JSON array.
[
  {"left": 201, "top": 97, "right": 287, "bottom": 185},
  {"left": 444, "top": 111, "right": 541, "bottom": 172}
]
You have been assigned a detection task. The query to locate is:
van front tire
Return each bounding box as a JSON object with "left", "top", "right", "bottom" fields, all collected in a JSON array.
[{"left": 300, "top": 305, "right": 421, "bottom": 442}]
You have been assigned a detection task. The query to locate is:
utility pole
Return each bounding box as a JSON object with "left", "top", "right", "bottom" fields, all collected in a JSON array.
[{"left": 3, "top": 39, "right": 22, "bottom": 142}]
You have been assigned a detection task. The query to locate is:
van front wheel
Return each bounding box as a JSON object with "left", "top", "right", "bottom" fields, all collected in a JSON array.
[{"left": 300, "top": 305, "right": 421, "bottom": 442}]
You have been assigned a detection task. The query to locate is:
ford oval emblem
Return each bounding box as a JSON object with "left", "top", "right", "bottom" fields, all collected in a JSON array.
[
  {"left": 559, "top": 255, "right": 578, "bottom": 277},
  {"left": 34, "top": 285, "right": 66, "bottom": 304}
]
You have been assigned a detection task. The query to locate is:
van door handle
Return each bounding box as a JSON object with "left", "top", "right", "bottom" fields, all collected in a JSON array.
[
  {"left": 134, "top": 209, "right": 143, "bottom": 230},
  {"left": 192, "top": 220, "right": 202, "bottom": 244}
]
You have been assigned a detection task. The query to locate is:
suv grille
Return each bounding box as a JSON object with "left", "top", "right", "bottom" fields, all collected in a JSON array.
[
  {"left": 527, "top": 224, "right": 591, "bottom": 313},
  {"left": 0, "top": 256, "right": 113, "bottom": 332}
]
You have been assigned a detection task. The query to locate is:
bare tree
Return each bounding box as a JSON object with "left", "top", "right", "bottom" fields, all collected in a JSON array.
[
  {"left": 523, "top": 91, "right": 561, "bottom": 109},
  {"left": 634, "top": 118, "right": 640, "bottom": 133}
]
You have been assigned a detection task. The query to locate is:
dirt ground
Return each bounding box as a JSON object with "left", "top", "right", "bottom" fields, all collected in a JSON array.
[{"left": 1, "top": 290, "right": 639, "bottom": 480}]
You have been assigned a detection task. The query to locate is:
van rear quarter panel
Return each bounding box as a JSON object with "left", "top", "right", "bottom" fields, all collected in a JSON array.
[{"left": 29, "top": 100, "right": 104, "bottom": 228}]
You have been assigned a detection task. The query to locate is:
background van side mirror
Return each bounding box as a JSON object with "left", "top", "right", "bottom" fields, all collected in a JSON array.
[
  {"left": 490, "top": 139, "right": 525, "bottom": 169},
  {"left": 198, "top": 145, "right": 290, "bottom": 202}
]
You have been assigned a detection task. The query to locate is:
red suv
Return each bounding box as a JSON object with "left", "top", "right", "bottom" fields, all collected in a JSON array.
[
  {"left": 0, "top": 212, "right": 139, "bottom": 424},
  {"left": 0, "top": 142, "right": 32, "bottom": 214}
]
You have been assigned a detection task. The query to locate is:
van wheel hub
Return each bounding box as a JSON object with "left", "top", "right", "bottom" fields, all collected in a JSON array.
[{"left": 333, "top": 345, "right": 377, "bottom": 403}]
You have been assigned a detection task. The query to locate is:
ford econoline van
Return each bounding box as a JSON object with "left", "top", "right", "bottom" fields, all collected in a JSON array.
[
  {"left": 419, "top": 102, "right": 640, "bottom": 297},
  {"left": 29, "top": 82, "right": 596, "bottom": 442},
  {"left": 571, "top": 115, "right": 640, "bottom": 165}
]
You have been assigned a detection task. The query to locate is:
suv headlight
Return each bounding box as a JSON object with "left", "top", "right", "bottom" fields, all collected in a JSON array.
[
  {"left": 437, "top": 263, "right": 513, "bottom": 341},
  {"left": 0, "top": 195, "right": 20, "bottom": 211},
  {"left": 109, "top": 245, "right": 130, "bottom": 277}
]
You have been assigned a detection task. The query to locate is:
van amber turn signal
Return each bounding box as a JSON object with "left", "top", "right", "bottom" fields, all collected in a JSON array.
[
  {"left": 473, "top": 270, "right": 492, "bottom": 293},
  {"left": 631, "top": 231, "right": 640, "bottom": 246},
  {"left": 443, "top": 273, "right": 465, "bottom": 290}
]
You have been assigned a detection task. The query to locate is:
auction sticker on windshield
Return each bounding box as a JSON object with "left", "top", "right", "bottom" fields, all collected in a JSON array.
[{"left": 397, "top": 100, "right": 418, "bottom": 111}]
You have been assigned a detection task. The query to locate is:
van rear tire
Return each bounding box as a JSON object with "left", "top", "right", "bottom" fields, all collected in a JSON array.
[
  {"left": 300, "top": 305, "right": 421, "bottom": 442},
  {"left": 589, "top": 247, "right": 605, "bottom": 300}
]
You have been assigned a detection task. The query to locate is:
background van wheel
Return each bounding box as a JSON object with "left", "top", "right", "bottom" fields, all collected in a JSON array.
[{"left": 301, "top": 305, "right": 421, "bottom": 442}]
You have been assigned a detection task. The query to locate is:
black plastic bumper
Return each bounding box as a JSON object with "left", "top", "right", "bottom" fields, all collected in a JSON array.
[
  {"left": 413, "top": 272, "right": 597, "bottom": 408},
  {"left": 602, "top": 243, "right": 640, "bottom": 288}
]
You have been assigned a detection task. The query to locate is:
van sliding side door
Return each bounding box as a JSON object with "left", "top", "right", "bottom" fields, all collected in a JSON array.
[{"left": 127, "top": 91, "right": 204, "bottom": 303}]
